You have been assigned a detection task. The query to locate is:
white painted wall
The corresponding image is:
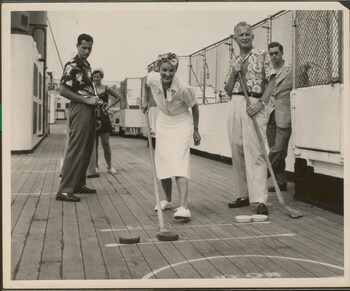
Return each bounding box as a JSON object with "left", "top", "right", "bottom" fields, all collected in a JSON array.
[
  {"left": 192, "top": 103, "right": 231, "bottom": 157},
  {"left": 293, "top": 84, "right": 342, "bottom": 152},
  {"left": 11, "top": 34, "right": 43, "bottom": 151},
  {"left": 291, "top": 84, "right": 343, "bottom": 177}
]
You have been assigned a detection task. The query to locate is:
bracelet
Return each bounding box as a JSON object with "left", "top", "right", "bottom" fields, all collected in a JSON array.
[
  {"left": 194, "top": 127, "right": 199, "bottom": 131},
  {"left": 258, "top": 99, "right": 267, "bottom": 106}
]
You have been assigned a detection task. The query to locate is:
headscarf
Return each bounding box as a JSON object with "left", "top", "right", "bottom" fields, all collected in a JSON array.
[
  {"left": 157, "top": 52, "right": 179, "bottom": 69},
  {"left": 92, "top": 68, "right": 104, "bottom": 78}
]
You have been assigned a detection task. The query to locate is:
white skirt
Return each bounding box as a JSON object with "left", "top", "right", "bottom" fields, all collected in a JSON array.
[{"left": 155, "top": 110, "right": 193, "bottom": 179}]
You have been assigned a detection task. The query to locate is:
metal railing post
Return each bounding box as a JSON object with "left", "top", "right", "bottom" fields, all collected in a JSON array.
[
  {"left": 202, "top": 49, "right": 206, "bottom": 105},
  {"left": 292, "top": 10, "right": 297, "bottom": 90},
  {"left": 268, "top": 15, "right": 272, "bottom": 44},
  {"left": 188, "top": 56, "right": 192, "bottom": 85}
]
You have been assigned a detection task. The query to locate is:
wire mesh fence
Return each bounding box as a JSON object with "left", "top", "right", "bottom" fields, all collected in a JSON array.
[
  {"left": 271, "top": 11, "right": 293, "bottom": 66},
  {"left": 147, "top": 10, "right": 343, "bottom": 104},
  {"left": 188, "top": 11, "right": 295, "bottom": 104},
  {"left": 189, "top": 38, "right": 233, "bottom": 104},
  {"left": 216, "top": 40, "right": 232, "bottom": 103},
  {"left": 295, "top": 10, "right": 342, "bottom": 88},
  {"left": 252, "top": 20, "right": 270, "bottom": 51}
]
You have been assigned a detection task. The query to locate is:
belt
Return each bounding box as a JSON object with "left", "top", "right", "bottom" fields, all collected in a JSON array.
[{"left": 235, "top": 92, "right": 263, "bottom": 98}]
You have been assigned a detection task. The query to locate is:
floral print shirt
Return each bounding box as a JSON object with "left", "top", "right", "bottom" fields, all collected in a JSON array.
[
  {"left": 231, "top": 48, "right": 275, "bottom": 95},
  {"left": 60, "top": 54, "right": 94, "bottom": 96}
]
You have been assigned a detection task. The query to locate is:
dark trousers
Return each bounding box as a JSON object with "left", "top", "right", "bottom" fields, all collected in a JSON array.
[
  {"left": 267, "top": 110, "right": 292, "bottom": 186},
  {"left": 58, "top": 102, "right": 96, "bottom": 193}
]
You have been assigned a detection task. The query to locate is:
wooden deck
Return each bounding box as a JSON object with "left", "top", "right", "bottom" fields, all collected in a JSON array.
[{"left": 10, "top": 121, "right": 344, "bottom": 284}]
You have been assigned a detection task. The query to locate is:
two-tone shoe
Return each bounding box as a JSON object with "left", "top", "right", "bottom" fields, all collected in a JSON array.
[
  {"left": 56, "top": 192, "right": 81, "bottom": 202},
  {"left": 75, "top": 185, "right": 97, "bottom": 194},
  {"left": 228, "top": 198, "right": 250, "bottom": 208},
  {"left": 257, "top": 203, "right": 268, "bottom": 215}
]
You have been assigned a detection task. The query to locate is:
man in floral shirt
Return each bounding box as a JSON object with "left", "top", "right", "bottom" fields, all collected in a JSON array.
[
  {"left": 224, "top": 22, "right": 276, "bottom": 215},
  {"left": 57, "top": 34, "right": 102, "bottom": 202}
]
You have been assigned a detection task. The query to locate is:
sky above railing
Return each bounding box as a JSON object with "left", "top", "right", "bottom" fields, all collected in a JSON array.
[
  {"left": 42, "top": 2, "right": 344, "bottom": 84},
  {"left": 46, "top": 3, "right": 279, "bottom": 83}
]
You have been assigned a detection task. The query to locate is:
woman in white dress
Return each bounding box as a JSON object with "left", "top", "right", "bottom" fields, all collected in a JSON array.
[{"left": 144, "top": 52, "right": 201, "bottom": 219}]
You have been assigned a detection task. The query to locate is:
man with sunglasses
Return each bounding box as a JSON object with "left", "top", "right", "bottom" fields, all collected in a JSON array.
[
  {"left": 266, "top": 42, "right": 293, "bottom": 193},
  {"left": 224, "top": 22, "right": 276, "bottom": 215}
]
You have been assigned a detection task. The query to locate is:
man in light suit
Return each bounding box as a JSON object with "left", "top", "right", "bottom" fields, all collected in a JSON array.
[
  {"left": 266, "top": 42, "right": 293, "bottom": 192},
  {"left": 224, "top": 22, "right": 276, "bottom": 215}
]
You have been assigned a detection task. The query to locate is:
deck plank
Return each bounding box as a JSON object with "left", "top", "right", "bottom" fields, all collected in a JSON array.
[
  {"left": 15, "top": 220, "right": 47, "bottom": 280},
  {"left": 39, "top": 195, "right": 63, "bottom": 279},
  {"left": 11, "top": 195, "right": 29, "bottom": 232},
  {"left": 199, "top": 225, "right": 273, "bottom": 277},
  {"left": 138, "top": 243, "right": 179, "bottom": 279},
  {"left": 61, "top": 203, "right": 85, "bottom": 279},
  {"left": 259, "top": 220, "right": 343, "bottom": 276},
  {"left": 154, "top": 242, "right": 202, "bottom": 279},
  {"left": 239, "top": 223, "right": 319, "bottom": 278},
  {"left": 84, "top": 182, "right": 132, "bottom": 279},
  {"left": 76, "top": 195, "right": 108, "bottom": 279},
  {"left": 124, "top": 256, "right": 152, "bottom": 279},
  {"left": 267, "top": 207, "right": 343, "bottom": 264},
  {"left": 11, "top": 196, "right": 39, "bottom": 279},
  {"left": 172, "top": 240, "right": 224, "bottom": 278},
  {"left": 248, "top": 221, "right": 341, "bottom": 277},
  {"left": 190, "top": 241, "right": 247, "bottom": 279},
  {"left": 9, "top": 122, "right": 344, "bottom": 282}
]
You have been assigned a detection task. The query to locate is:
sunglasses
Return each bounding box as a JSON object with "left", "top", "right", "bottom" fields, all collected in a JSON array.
[{"left": 269, "top": 52, "right": 280, "bottom": 56}]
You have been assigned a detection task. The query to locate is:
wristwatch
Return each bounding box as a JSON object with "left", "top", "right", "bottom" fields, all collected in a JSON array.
[{"left": 258, "top": 99, "right": 267, "bottom": 106}]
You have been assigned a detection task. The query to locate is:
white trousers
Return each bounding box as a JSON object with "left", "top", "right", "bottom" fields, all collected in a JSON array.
[{"left": 227, "top": 95, "right": 269, "bottom": 204}]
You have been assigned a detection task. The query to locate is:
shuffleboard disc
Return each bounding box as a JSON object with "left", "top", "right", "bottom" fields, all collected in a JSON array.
[
  {"left": 234, "top": 215, "right": 253, "bottom": 223},
  {"left": 157, "top": 230, "right": 179, "bottom": 241},
  {"left": 119, "top": 234, "right": 141, "bottom": 244},
  {"left": 252, "top": 214, "right": 268, "bottom": 222}
]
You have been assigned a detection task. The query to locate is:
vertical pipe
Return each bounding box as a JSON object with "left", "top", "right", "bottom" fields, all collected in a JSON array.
[
  {"left": 43, "top": 27, "right": 48, "bottom": 136},
  {"left": 268, "top": 15, "right": 272, "bottom": 44},
  {"left": 230, "top": 35, "right": 234, "bottom": 60},
  {"left": 291, "top": 10, "right": 297, "bottom": 158},
  {"left": 32, "top": 25, "right": 48, "bottom": 137},
  {"left": 202, "top": 49, "right": 206, "bottom": 105},
  {"left": 269, "top": 16, "right": 273, "bottom": 43},
  {"left": 338, "top": 10, "right": 343, "bottom": 84},
  {"left": 140, "top": 76, "right": 144, "bottom": 108},
  {"left": 215, "top": 45, "right": 218, "bottom": 102},
  {"left": 326, "top": 11, "right": 333, "bottom": 83},
  {"left": 188, "top": 56, "right": 192, "bottom": 85},
  {"left": 292, "top": 11, "right": 297, "bottom": 90}
]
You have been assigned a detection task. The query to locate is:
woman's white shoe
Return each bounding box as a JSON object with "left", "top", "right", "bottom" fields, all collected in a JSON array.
[
  {"left": 173, "top": 207, "right": 191, "bottom": 219},
  {"left": 107, "top": 167, "right": 117, "bottom": 174},
  {"left": 154, "top": 200, "right": 173, "bottom": 211}
]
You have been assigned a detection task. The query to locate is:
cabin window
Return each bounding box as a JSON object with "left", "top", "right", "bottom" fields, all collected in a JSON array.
[
  {"left": 33, "top": 64, "right": 38, "bottom": 97},
  {"left": 33, "top": 102, "right": 37, "bottom": 134},
  {"left": 39, "top": 72, "right": 42, "bottom": 99},
  {"left": 38, "top": 104, "right": 42, "bottom": 131}
]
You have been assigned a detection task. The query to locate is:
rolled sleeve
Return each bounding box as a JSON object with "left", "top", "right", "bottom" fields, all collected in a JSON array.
[
  {"left": 182, "top": 86, "right": 197, "bottom": 108},
  {"left": 146, "top": 71, "right": 160, "bottom": 87}
]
